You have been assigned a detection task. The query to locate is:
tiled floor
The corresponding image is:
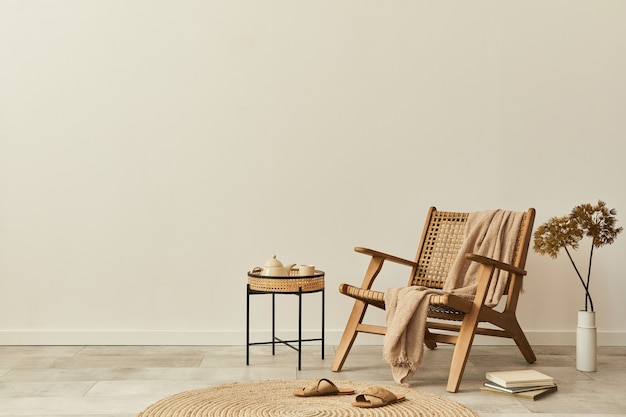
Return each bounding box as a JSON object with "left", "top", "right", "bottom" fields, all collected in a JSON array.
[{"left": 0, "top": 344, "right": 624, "bottom": 416}]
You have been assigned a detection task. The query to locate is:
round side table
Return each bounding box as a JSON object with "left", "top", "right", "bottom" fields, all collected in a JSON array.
[{"left": 246, "top": 269, "right": 325, "bottom": 370}]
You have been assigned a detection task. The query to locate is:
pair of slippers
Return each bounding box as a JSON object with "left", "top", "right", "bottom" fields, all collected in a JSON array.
[{"left": 293, "top": 378, "right": 405, "bottom": 408}]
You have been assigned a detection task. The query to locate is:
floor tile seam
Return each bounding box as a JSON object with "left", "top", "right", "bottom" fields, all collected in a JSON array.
[
  {"left": 31, "top": 346, "right": 86, "bottom": 367},
  {"left": 80, "top": 380, "right": 100, "bottom": 397}
]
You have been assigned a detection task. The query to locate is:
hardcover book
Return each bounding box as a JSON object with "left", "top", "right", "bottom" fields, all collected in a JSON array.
[
  {"left": 480, "top": 385, "right": 557, "bottom": 400},
  {"left": 483, "top": 381, "right": 557, "bottom": 393},
  {"left": 485, "top": 369, "right": 554, "bottom": 388}
]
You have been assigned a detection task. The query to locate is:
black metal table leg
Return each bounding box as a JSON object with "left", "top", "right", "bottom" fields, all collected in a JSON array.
[
  {"left": 321, "top": 286, "right": 325, "bottom": 359},
  {"left": 246, "top": 284, "right": 250, "bottom": 365},
  {"left": 272, "top": 293, "right": 276, "bottom": 355},
  {"left": 298, "top": 287, "right": 302, "bottom": 370}
]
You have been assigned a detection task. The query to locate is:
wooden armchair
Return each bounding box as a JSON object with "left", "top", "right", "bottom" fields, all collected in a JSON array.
[{"left": 331, "top": 207, "right": 536, "bottom": 393}]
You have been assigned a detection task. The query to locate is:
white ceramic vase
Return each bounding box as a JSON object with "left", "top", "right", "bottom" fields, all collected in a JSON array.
[{"left": 576, "top": 310, "right": 597, "bottom": 372}]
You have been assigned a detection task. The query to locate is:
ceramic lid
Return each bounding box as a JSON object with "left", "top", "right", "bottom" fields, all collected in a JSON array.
[{"left": 264, "top": 255, "right": 283, "bottom": 268}]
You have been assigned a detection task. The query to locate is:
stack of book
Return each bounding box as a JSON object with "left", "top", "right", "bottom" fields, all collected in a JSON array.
[{"left": 481, "top": 369, "right": 557, "bottom": 400}]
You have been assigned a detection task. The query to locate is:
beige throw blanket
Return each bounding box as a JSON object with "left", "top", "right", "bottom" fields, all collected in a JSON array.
[{"left": 383, "top": 210, "right": 524, "bottom": 385}]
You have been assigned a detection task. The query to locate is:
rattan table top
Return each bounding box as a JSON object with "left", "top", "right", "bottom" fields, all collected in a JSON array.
[{"left": 247, "top": 269, "right": 325, "bottom": 293}]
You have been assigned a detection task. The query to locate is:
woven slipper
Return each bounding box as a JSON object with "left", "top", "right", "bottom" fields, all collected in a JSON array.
[
  {"left": 293, "top": 378, "right": 355, "bottom": 397},
  {"left": 351, "top": 385, "right": 406, "bottom": 408}
]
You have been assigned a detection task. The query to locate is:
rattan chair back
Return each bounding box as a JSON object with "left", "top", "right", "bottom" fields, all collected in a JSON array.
[{"left": 412, "top": 209, "right": 529, "bottom": 294}]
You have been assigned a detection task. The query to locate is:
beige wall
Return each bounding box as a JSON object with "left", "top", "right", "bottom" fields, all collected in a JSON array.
[{"left": 1, "top": 0, "right": 625, "bottom": 345}]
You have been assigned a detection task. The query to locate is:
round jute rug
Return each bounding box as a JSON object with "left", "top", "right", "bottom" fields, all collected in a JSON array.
[{"left": 136, "top": 380, "right": 478, "bottom": 417}]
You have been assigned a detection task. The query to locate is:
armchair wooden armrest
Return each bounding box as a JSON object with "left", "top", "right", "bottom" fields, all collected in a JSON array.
[
  {"left": 464, "top": 253, "right": 527, "bottom": 276},
  {"left": 354, "top": 247, "right": 417, "bottom": 268},
  {"left": 348, "top": 247, "right": 416, "bottom": 292}
]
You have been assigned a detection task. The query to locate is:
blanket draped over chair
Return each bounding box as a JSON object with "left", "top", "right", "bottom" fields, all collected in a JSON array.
[{"left": 382, "top": 209, "right": 524, "bottom": 385}]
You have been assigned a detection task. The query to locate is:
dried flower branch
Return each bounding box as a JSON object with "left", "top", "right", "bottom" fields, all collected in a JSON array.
[{"left": 533, "top": 200, "right": 622, "bottom": 312}]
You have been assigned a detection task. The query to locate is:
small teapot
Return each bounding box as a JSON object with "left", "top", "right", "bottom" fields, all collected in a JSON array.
[{"left": 253, "top": 255, "right": 296, "bottom": 277}]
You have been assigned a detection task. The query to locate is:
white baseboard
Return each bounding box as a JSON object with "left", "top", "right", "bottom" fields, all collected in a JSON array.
[
  {"left": 0, "top": 330, "right": 625, "bottom": 346},
  {"left": 0, "top": 330, "right": 244, "bottom": 346}
]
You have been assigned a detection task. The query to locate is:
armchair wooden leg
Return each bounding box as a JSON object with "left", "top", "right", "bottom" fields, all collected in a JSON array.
[
  {"left": 331, "top": 300, "right": 368, "bottom": 372},
  {"left": 509, "top": 319, "right": 536, "bottom": 363},
  {"left": 446, "top": 309, "right": 481, "bottom": 393}
]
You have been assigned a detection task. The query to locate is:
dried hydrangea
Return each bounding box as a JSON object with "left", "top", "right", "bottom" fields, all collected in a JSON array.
[{"left": 533, "top": 200, "right": 622, "bottom": 312}]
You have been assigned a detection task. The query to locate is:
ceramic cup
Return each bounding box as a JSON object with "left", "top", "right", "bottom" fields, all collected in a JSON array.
[{"left": 298, "top": 265, "right": 315, "bottom": 276}]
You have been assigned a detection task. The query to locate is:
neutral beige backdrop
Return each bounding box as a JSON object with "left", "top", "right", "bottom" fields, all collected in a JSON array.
[{"left": 1, "top": 0, "right": 625, "bottom": 346}]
